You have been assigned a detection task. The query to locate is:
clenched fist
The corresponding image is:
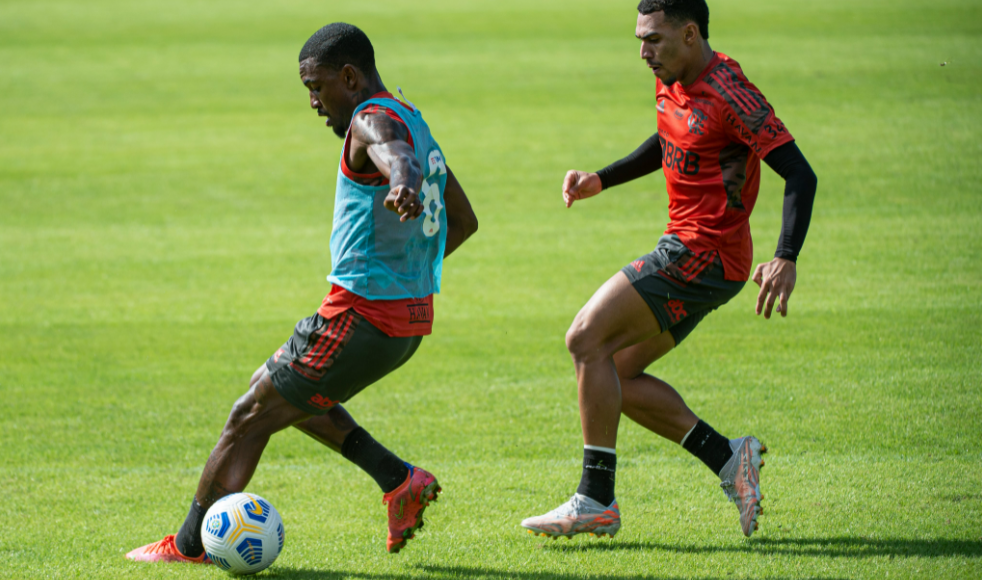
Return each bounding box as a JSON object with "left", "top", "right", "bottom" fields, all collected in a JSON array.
[
  {"left": 562, "top": 171, "right": 603, "bottom": 208},
  {"left": 384, "top": 185, "right": 424, "bottom": 222}
]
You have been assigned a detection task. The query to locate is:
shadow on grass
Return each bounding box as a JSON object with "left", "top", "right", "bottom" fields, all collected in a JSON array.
[
  {"left": 267, "top": 566, "right": 846, "bottom": 580},
  {"left": 542, "top": 536, "right": 982, "bottom": 558},
  {"left": 262, "top": 537, "right": 979, "bottom": 579}
]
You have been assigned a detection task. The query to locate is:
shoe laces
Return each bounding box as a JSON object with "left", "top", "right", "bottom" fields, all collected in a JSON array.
[
  {"left": 719, "top": 480, "right": 739, "bottom": 503},
  {"left": 145, "top": 536, "right": 174, "bottom": 555},
  {"left": 550, "top": 494, "right": 605, "bottom": 517},
  {"left": 546, "top": 497, "right": 579, "bottom": 518}
]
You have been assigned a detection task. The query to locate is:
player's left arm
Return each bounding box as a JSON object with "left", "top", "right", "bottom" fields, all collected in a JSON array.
[
  {"left": 714, "top": 67, "right": 819, "bottom": 320},
  {"left": 443, "top": 165, "right": 478, "bottom": 258},
  {"left": 349, "top": 111, "right": 425, "bottom": 222},
  {"left": 754, "top": 141, "right": 818, "bottom": 319}
]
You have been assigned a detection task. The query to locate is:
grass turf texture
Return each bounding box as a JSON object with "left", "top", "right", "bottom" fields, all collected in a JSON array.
[{"left": 1, "top": 0, "right": 980, "bottom": 578}]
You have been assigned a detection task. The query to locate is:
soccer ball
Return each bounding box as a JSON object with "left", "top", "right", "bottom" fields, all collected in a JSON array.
[{"left": 201, "top": 493, "right": 284, "bottom": 575}]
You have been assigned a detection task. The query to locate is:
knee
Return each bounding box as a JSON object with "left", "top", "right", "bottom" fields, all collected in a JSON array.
[
  {"left": 222, "top": 394, "right": 265, "bottom": 441},
  {"left": 565, "top": 316, "right": 605, "bottom": 365}
]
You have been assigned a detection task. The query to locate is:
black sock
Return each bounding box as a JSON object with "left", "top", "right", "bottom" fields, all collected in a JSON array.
[
  {"left": 682, "top": 420, "right": 733, "bottom": 476},
  {"left": 575, "top": 447, "right": 616, "bottom": 506},
  {"left": 340, "top": 427, "right": 410, "bottom": 493},
  {"left": 175, "top": 498, "right": 207, "bottom": 558}
]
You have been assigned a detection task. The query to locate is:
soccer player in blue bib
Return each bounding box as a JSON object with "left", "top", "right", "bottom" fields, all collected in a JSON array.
[{"left": 127, "top": 23, "right": 478, "bottom": 564}]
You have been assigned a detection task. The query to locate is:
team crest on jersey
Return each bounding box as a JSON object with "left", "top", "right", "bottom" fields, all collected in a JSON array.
[{"left": 688, "top": 109, "right": 707, "bottom": 135}]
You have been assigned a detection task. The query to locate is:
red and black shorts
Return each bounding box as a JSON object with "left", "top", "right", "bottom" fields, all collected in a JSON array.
[
  {"left": 621, "top": 234, "right": 745, "bottom": 345},
  {"left": 265, "top": 310, "right": 422, "bottom": 415}
]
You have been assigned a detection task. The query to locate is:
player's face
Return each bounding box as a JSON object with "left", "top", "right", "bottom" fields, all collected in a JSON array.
[
  {"left": 299, "top": 58, "right": 354, "bottom": 139},
  {"left": 636, "top": 11, "right": 691, "bottom": 86}
]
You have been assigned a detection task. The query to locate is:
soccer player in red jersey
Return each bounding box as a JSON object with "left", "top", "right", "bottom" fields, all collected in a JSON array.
[{"left": 522, "top": 0, "right": 817, "bottom": 539}]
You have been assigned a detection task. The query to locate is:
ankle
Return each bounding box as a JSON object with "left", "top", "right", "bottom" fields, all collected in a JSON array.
[{"left": 576, "top": 446, "right": 616, "bottom": 506}]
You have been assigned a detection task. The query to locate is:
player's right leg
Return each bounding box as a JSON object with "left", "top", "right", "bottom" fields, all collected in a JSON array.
[
  {"left": 521, "top": 271, "right": 662, "bottom": 539},
  {"left": 127, "top": 369, "right": 312, "bottom": 564}
]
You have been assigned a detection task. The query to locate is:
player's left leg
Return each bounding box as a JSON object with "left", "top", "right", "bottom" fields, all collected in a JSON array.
[
  {"left": 257, "top": 367, "right": 409, "bottom": 497},
  {"left": 615, "top": 312, "right": 767, "bottom": 537},
  {"left": 293, "top": 408, "right": 440, "bottom": 553},
  {"left": 253, "top": 364, "right": 406, "bottom": 493},
  {"left": 294, "top": 407, "right": 430, "bottom": 501},
  {"left": 237, "top": 362, "right": 439, "bottom": 553},
  {"left": 267, "top": 310, "right": 439, "bottom": 553},
  {"left": 615, "top": 331, "right": 698, "bottom": 443}
]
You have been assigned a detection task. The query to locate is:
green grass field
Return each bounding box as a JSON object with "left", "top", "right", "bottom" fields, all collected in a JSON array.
[{"left": 1, "top": 0, "right": 980, "bottom": 578}]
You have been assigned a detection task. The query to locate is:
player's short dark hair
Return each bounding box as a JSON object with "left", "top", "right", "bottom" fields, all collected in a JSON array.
[
  {"left": 638, "top": 0, "right": 710, "bottom": 40},
  {"left": 299, "top": 23, "right": 377, "bottom": 74}
]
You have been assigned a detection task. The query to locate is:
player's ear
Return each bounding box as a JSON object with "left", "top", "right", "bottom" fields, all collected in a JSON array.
[
  {"left": 684, "top": 22, "right": 699, "bottom": 45},
  {"left": 341, "top": 64, "right": 358, "bottom": 90}
]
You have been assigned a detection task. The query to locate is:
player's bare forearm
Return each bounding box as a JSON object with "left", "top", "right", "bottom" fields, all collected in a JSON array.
[
  {"left": 368, "top": 140, "right": 422, "bottom": 191},
  {"left": 443, "top": 166, "right": 478, "bottom": 258},
  {"left": 372, "top": 142, "right": 425, "bottom": 221},
  {"left": 350, "top": 112, "right": 424, "bottom": 220}
]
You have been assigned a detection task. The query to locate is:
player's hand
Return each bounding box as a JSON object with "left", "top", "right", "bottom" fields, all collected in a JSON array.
[
  {"left": 752, "top": 257, "right": 796, "bottom": 319},
  {"left": 384, "top": 185, "right": 424, "bottom": 222},
  {"left": 562, "top": 171, "right": 602, "bottom": 208}
]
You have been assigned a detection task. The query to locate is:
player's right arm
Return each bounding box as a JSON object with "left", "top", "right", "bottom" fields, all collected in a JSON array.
[
  {"left": 348, "top": 111, "right": 425, "bottom": 222},
  {"left": 562, "top": 134, "right": 663, "bottom": 208}
]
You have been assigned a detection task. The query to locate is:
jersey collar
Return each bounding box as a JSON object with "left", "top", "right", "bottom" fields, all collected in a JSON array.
[
  {"left": 679, "top": 52, "right": 722, "bottom": 91},
  {"left": 366, "top": 91, "right": 413, "bottom": 112}
]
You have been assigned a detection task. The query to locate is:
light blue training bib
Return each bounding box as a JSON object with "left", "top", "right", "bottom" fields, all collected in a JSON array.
[{"left": 327, "top": 94, "right": 448, "bottom": 300}]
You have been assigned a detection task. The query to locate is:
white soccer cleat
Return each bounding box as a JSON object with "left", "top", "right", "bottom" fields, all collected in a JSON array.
[
  {"left": 719, "top": 436, "right": 767, "bottom": 537},
  {"left": 521, "top": 493, "right": 621, "bottom": 539}
]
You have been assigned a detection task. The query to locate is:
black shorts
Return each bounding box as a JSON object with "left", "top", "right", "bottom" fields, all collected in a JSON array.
[
  {"left": 265, "top": 309, "right": 422, "bottom": 415},
  {"left": 621, "top": 234, "right": 745, "bottom": 345}
]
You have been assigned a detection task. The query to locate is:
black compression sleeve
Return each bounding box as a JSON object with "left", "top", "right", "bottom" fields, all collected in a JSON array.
[
  {"left": 763, "top": 141, "right": 818, "bottom": 262},
  {"left": 596, "top": 134, "right": 663, "bottom": 190}
]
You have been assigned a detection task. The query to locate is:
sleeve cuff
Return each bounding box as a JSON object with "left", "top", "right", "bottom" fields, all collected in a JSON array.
[{"left": 596, "top": 170, "right": 610, "bottom": 191}]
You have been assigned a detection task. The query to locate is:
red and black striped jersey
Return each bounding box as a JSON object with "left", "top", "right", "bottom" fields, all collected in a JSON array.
[{"left": 656, "top": 52, "right": 794, "bottom": 281}]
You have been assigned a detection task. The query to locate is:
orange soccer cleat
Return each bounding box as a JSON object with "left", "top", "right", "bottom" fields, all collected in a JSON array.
[
  {"left": 125, "top": 534, "right": 212, "bottom": 565},
  {"left": 719, "top": 436, "right": 767, "bottom": 537},
  {"left": 382, "top": 465, "right": 441, "bottom": 553}
]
